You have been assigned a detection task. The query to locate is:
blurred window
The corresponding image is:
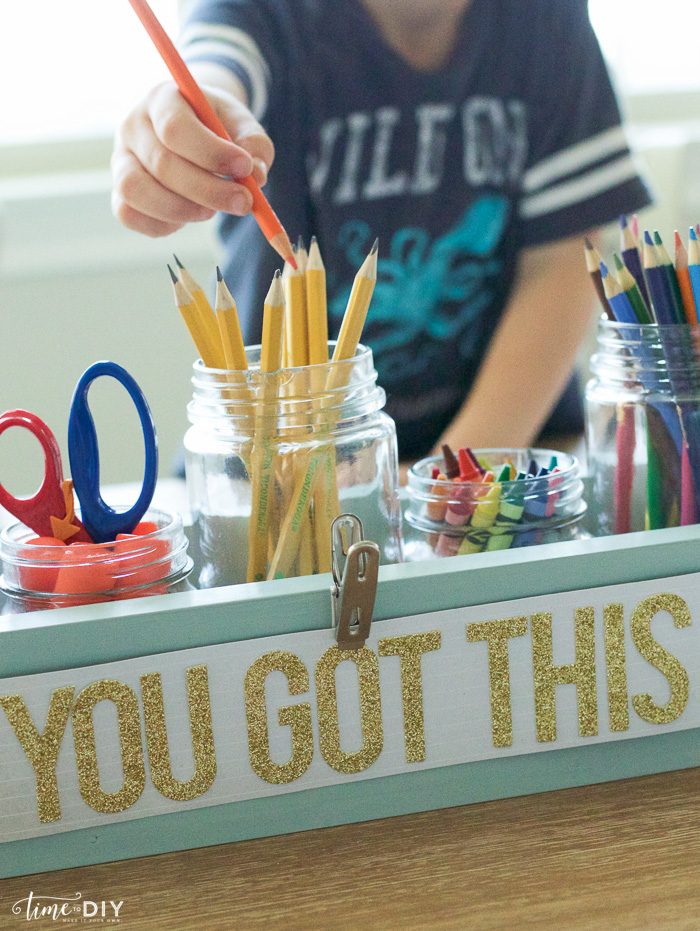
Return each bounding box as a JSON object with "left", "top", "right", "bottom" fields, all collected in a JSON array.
[
  {"left": 590, "top": 0, "right": 700, "bottom": 95},
  {"left": 0, "top": 0, "right": 179, "bottom": 145}
]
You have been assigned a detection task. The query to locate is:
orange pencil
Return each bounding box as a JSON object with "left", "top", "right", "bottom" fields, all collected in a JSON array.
[
  {"left": 674, "top": 230, "right": 698, "bottom": 324},
  {"left": 127, "top": 0, "right": 295, "bottom": 268}
]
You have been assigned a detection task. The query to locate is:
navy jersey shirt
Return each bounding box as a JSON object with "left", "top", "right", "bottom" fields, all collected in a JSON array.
[{"left": 181, "top": 0, "right": 651, "bottom": 459}]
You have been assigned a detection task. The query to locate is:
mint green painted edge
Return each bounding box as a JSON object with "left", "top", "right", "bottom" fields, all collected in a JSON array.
[
  {"left": 4, "top": 525, "right": 700, "bottom": 678},
  {"left": 2, "top": 727, "right": 697, "bottom": 879}
]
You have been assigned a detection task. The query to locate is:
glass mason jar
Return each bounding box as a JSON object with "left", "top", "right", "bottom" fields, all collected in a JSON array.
[
  {"left": 586, "top": 319, "right": 700, "bottom": 535},
  {"left": 184, "top": 342, "right": 402, "bottom": 587},
  {"left": 403, "top": 448, "right": 587, "bottom": 561},
  {"left": 0, "top": 508, "right": 193, "bottom": 613}
]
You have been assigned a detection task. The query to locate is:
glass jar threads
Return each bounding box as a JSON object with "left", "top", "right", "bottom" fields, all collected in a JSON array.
[
  {"left": 185, "top": 342, "right": 402, "bottom": 587},
  {"left": 403, "top": 448, "right": 587, "bottom": 561},
  {"left": 585, "top": 319, "right": 700, "bottom": 535}
]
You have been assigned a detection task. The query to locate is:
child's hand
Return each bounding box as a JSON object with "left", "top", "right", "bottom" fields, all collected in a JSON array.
[{"left": 111, "top": 81, "right": 275, "bottom": 237}]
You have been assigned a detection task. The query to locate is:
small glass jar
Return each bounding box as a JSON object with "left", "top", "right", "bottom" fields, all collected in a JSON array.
[
  {"left": 184, "top": 342, "right": 402, "bottom": 586},
  {"left": 585, "top": 319, "right": 700, "bottom": 535},
  {"left": 0, "top": 508, "right": 193, "bottom": 613},
  {"left": 403, "top": 448, "right": 587, "bottom": 561}
]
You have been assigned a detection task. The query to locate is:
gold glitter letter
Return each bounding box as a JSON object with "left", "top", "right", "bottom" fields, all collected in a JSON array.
[
  {"left": 378, "top": 631, "right": 441, "bottom": 762},
  {"left": 72, "top": 679, "right": 146, "bottom": 814},
  {"left": 603, "top": 603, "right": 629, "bottom": 732},
  {"left": 631, "top": 594, "right": 691, "bottom": 724},
  {"left": 0, "top": 687, "right": 74, "bottom": 823},
  {"left": 467, "top": 617, "right": 528, "bottom": 748},
  {"left": 316, "top": 646, "right": 383, "bottom": 773},
  {"left": 531, "top": 608, "right": 598, "bottom": 742},
  {"left": 244, "top": 651, "right": 313, "bottom": 784},
  {"left": 141, "top": 665, "right": 217, "bottom": 801}
]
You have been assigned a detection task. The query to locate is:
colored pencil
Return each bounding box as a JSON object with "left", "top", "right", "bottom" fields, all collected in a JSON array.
[
  {"left": 613, "top": 254, "right": 653, "bottom": 323},
  {"left": 600, "top": 261, "right": 637, "bottom": 323},
  {"left": 653, "top": 230, "right": 685, "bottom": 323},
  {"left": 620, "top": 215, "right": 650, "bottom": 307},
  {"left": 584, "top": 237, "right": 613, "bottom": 318},
  {"left": 614, "top": 404, "right": 635, "bottom": 534},
  {"left": 673, "top": 231, "right": 698, "bottom": 325},
  {"left": 642, "top": 231, "right": 677, "bottom": 324},
  {"left": 687, "top": 227, "right": 700, "bottom": 314},
  {"left": 126, "top": 0, "right": 295, "bottom": 267}
]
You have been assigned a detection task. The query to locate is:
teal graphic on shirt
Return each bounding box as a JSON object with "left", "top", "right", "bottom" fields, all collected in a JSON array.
[{"left": 329, "top": 195, "right": 510, "bottom": 381}]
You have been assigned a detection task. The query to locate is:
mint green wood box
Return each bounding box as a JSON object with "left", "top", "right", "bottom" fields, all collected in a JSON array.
[{"left": 1, "top": 518, "right": 699, "bottom": 879}]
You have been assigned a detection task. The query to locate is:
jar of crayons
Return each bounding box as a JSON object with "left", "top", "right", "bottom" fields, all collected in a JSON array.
[
  {"left": 586, "top": 319, "right": 700, "bottom": 535},
  {"left": 185, "top": 343, "right": 402, "bottom": 587},
  {"left": 403, "top": 448, "right": 587, "bottom": 561},
  {"left": 0, "top": 509, "right": 193, "bottom": 613}
]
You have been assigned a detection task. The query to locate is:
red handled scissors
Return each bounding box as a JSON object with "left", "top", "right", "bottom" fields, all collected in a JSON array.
[{"left": 0, "top": 410, "right": 92, "bottom": 542}]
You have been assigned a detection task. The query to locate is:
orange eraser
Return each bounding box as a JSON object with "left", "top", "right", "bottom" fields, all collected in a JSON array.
[
  {"left": 55, "top": 549, "right": 114, "bottom": 597},
  {"left": 132, "top": 521, "right": 159, "bottom": 536},
  {"left": 20, "top": 537, "right": 68, "bottom": 593},
  {"left": 113, "top": 533, "right": 170, "bottom": 587}
]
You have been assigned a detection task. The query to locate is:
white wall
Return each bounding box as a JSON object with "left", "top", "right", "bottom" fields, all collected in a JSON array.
[{"left": 0, "top": 166, "right": 218, "bottom": 496}]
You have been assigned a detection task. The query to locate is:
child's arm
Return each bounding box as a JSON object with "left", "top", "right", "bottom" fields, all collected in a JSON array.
[
  {"left": 111, "top": 65, "right": 274, "bottom": 237},
  {"left": 435, "top": 232, "right": 597, "bottom": 451}
]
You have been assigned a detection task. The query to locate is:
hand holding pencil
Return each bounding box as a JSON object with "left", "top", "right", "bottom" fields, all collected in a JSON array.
[{"left": 115, "top": 0, "right": 294, "bottom": 265}]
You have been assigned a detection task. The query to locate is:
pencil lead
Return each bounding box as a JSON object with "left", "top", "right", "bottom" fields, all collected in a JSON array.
[
  {"left": 674, "top": 230, "right": 683, "bottom": 249},
  {"left": 653, "top": 230, "right": 663, "bottom": 246},
  {"left": 643, "top": 230, "right": 654, "bottom": 247},
  {"left": 274, "top": 268, "right": 282, "bottom": 278},
  {"left": 296, "top": 234, "right": 305, "bottom": 251},
  {"left": 173, "top": 254, "right": 185, "bottom": 270},
  {"left": 216, "top": 265, "right": 223, "bottom": 282},
  {"left": 310, "top": 235, "right": 317, "bottom": 245},
  {"left": 370, "top": 238, "right": 379, "bottom": 255},
  {"left": 167, "top": 264, "right": 178, "bottom": 285},
  {"left": 619, "top": 215, "right": 628, "bottom": 229},
  {"left": 600, "top": 260, "right": 609, "bottom": 278},
  {"left": 584, "top": 236, "right": 594, "bottom": 251},
  {"left": 691, "top": 227, "right": 698, "bottom": 242},
  {"left": 613, "top": 253, "right": 625, "bottom": 271}
]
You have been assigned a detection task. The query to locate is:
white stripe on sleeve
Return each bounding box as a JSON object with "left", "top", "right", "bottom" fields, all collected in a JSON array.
[
  {"left": 519, "top": 154, "right": 639, "bottom": 220},
  {"left": 522, "top": 126, "right": 629, "bottom": 194},
  {"left": 180, "top": 24, "right": 270, "bottom": 118}
]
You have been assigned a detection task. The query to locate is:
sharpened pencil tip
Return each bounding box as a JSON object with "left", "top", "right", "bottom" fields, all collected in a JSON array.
[
  {"left": 173, "top": 254, "right": 184, "bottom": 269},
  {"left": 600, "top": 261, "right": 609, "bottom": 278},
  {"left": 613, "top": 253, "right": 624, "bottom": 270},
  {"left": 691, "top": 227, "right": 698, "bottom": 242},
  {"left": 653, "top": 230, "right": 663, "bottom": 246},
  {"left": 619, "top": 214, "right": 628, "bottom": 229},
  {"left": 216, "top": 266, "right": 223, "bottom": 282},
  {"left": 310, "top": 235, "right": 317, "bottom": 245},
  {"left": 274, "top": 268, "right": 282, "bottom": 278},
  {"left": 644, "top": 230, "right": 654, "bottom": 246},
  {"left": 296, "top": 234, "right": 305, "bottom": 251},
  {"left": 370, "top": 238, "right": 379, "bottom": 255},
  {"left": 167, "top": 264, "right": 178, "bottom": 285},
  {"left": 584, "top": 236, "right": 594, "bottom": 251}
]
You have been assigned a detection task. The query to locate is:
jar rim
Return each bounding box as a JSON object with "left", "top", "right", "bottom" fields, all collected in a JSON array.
[
  {"left": 193, "top": 340, "right": 373, "bottom": 376},
  {"left": 407, "top": 447, "right": 579, "bottom": 490}
]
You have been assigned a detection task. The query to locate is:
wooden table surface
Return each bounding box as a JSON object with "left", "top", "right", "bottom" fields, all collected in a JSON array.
[{"left": 2, "top": 767, "right": 699, "bottom": 930}]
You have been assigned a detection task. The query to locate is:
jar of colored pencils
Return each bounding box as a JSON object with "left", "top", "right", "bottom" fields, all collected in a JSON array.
[
  {"left": 0, "top": 509, "right": 193, "bottom": 613},
  {"left": 586, "top": 318, "right": 700, "bottom": 535},
  {"left": 185, "top": 343, "right": 402, "bottom": 586},
  {"left": 402, "top": 449, "right": 587, "bottom": 561}
]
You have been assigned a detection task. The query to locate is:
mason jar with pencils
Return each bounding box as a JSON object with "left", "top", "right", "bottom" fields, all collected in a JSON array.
[
  {"left": 402, "top": 448, "right": 587, "bottom": 562},
  {"left": 185, "top": 343, "right": 402, "bottom": 586},
  {"left": 585, "top": 318, "right": 700, "bottom": 535}
]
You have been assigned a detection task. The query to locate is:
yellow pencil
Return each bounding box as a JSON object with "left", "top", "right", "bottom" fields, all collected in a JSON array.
[
  {"left": 267, "top": 240, "right": 378, "bottom": 579},
  {"left": 215, "top": 267, "right": 248, "bottom": 370},
  {"left": 168, "top": 265, "right": 219, "bottom": 367},
  {"left": 284, "top": 249, "right": 309, "bottom": 367},
  {"left": 173, "top": 255, "right": 226, "bottom": 368},
  {"left": 247, "top": 270, "right": 285, "bottom": 582},
  {"left": 306, "top": 236, "right": 328, "bottom": 365},
  {"left": 306, "top": 237, "right": 335, "bottom": 572}
]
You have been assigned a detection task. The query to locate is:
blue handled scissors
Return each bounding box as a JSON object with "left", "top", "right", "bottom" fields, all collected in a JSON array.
[{"left": 68, "top": 361, "right": 158, "bottom": 543}]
